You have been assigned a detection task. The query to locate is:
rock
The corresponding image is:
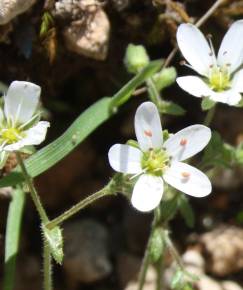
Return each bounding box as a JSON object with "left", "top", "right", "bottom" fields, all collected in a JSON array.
[
  {"left": 0, "top": 0, "right": 36, "bottom": 25},
  {"left": 221, "top": 281, "right": 243, "bottom": 290},
  {"left": 110, "top": 0, "right": 130, "bottom": 11},
  {"left": 63, "top": 219, "right": 112, "bottom": 289},
  {"left": 200, "top": 225, "right": 243, "bottom": 276},
  {"left": 63, "top": 8, "right": 110, "bottom": 60},
  {"left": 197, "top": 275, "right": 223, "bottom": 290},
  {"left": 124, "top": 266, "right": 157, "bottom": 290},
  {"left": 54, "top": 0, "right": 99, "bottom": 20},
  {"left": 182, "top": 249, "right": 205, "bottom": 275}
]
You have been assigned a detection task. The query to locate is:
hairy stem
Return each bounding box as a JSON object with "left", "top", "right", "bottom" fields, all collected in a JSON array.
[
  {"left": 46, "top": 181, "right": 115, "bottom": 230},
  {"left": 204, "top": 105, "right": 216, "bottom": 126},
  {"left": 16, "top": 152, "right": 49, "bottom": 224},
  {"left": 43, "top": 240, "right": 52, "bottom": 290},
  {"left": 137, "top": 211, "right": 158, "bottom": 290}
]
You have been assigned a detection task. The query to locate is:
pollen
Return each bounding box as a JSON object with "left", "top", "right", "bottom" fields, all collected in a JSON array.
[
  {"left": 1, "top": 127, "right": 21, "bottom": 144},
  {"left": 180, "top": 138, "right": 187, "bottom": 146},
  {"left": 181, "top": 172, "right": 190, "bottom": 178},
  {"left": 144, "top": 130, "right": 152, "bottom": 137}
]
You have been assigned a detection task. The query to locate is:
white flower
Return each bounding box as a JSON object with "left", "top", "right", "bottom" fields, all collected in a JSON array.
[
  {"left": 176, "top": 20, "right": 243, "bottom": 106},
  {"left": 108, "top": 102, "right": 212, "bottom": 212},
  {"left": 0, "top": 81, "right": 50, "bottom": 152}
]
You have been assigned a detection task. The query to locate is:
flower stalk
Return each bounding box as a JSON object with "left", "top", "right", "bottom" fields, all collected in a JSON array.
[
  {"left": 43, "top": 240, "right": 52, "bottom": 290},
  {"left": 16, "top": 152, "right": 49, "bottom": 224},
  {"left": 46, "top": 180, "right": 116, "bottom": 230}
]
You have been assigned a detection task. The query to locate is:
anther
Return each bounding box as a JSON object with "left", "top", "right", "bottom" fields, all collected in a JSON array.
[
  {"left": 180, "top": 138, "right": 187, "bottom": 146},
  {"left": 179, "top": 60, "right": 186, "bottom": 66},
  {"left": 223, "top": 51, "right": 227, "bottom": 55},
  {"left": 144, "top": 130, "right": 152, "bottom": 137},
  {"left": 181, "top": 172, "right": 190, "bottom": 178}
]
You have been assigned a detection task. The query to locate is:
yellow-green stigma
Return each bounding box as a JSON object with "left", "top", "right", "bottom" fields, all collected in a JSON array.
[
  {"left": 208, "top": 65, "right": 231, "bottom": 92},
  {"left": 1, "top": 127, "right": 22, "bottom": 144},
  {"left": 141, "top": 148, "right": 170, "bottom": 176}
]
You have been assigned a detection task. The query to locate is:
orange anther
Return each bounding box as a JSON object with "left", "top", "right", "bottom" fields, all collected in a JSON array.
[
  {"left": 180, "top": 138, "right": 187, "bottom": 146},
  {"left": 181, "top": 172, "right": 190, "bottom": 178},
  {"left": 144, "top": 130, "right": 152, "bottom": 137}
]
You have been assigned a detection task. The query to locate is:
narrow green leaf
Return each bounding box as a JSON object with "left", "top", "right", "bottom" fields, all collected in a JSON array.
[
  {"left": 3, "top": 186, "right": 26, "bottom": 290},
  {"left": 110, "top": 60, "right": 162, "bottom": 109}
]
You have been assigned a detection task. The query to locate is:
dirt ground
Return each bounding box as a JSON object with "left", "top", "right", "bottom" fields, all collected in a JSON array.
[{"left": 0, "top": 1, "right": 243, "bottom": 290}]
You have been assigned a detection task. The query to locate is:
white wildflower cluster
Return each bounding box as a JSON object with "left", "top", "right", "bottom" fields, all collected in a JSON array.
[{"left": 108, "top": 102, "right": 212, "bottom": 212}]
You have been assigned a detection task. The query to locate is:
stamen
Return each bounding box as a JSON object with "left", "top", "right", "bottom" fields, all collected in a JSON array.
[
  {"left": 207, "top": 34, "right": 217, "bottom": 66},
  {"left": 180, "top": 138, "right": 187, "bottom": 146},
  {"left": 144, "top": 130, "right": 152, "bottom": 137},
  {"left": 181, "top": 172, "right": 190, "bottom": 178}
]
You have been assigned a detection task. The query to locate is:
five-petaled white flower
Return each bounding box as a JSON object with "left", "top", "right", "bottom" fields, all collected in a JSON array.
[
  {"left": 0, "top": 81, "right": 50, "bottom": 153},
  {"left": 108, "top": 102, "right": 212, "bottom": 212},
  {"left": 176, "top": 20, "right": 243, "bottom": 106}
]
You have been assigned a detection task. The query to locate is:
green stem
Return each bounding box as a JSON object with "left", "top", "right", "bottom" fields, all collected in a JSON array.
[
  {"left": 163, "top": 231, "right": 185, "bottom": 271},
  {"left": 203, "top": 105, "right": 216, "bottom": 126},
  {"left": 156, "top": 253, "right": 164, "bottom": 290},
  {"left": 3, "top": 186, "right": 25, "bottom": 290},
  {"left": 46, "top": 181, "right": 115, "bottom": 230},
  {"left": 137, "top": 210, "right": 158, "bottom": 290},
  {"left": 146, "top": 78, "right": 162, "bottom": 105},
  {"left": 16, "top": 152, "right": 49, "bottom": 224},
  {"left": 43, "top": 240, "right": 52, "bottom": 290}
]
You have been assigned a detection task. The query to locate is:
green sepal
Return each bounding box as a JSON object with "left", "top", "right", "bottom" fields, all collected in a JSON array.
[
  {"left": 158, "top": 100, "right": 186, "bottom": 116},
  {"left": 159, "top": 190, "right": 179, "bottom": 222},
  {"left": 127, "top": 139, "right": 139, "bottom": 149},
  {"left": 42, "top": 224, "right": 64, "bottom": 265},
  {"left": 178, "top": 195, "right": 195, "bottom": 228},
  {"left": 171, "top": 269, "right": 184, "bottom": 289},
  {"left": 149, "top": 228, "right": 164, "bottom": 262},
  {"left": 201, "top": 97, "right": 215, "bottom": 111}
]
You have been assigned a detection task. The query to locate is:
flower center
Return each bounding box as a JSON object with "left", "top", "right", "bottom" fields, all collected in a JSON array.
[
  {"left": 1, "top": 127, "right": 22, "bottom": 144},
  {"left": 141, "top": 148, "right": 170, "bottom": 176},
  {"left": 208, "top": 65, "right": 231, "bottom": 92}
]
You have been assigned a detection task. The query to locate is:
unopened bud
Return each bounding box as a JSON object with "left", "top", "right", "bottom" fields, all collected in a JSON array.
[
  {"left": 124, "top": 44, "right": 150, "bottom": 74},
  {"left": 152, "top": 67, "right": 177, "bottom": 91}
]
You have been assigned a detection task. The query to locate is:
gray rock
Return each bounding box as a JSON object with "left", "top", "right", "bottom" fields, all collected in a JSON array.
[
  {"left": 63, "top": 219, "right": 112, "bottom": 289},
  {"left": 0, "top": 0, "right": 36, "bottom": 25}
]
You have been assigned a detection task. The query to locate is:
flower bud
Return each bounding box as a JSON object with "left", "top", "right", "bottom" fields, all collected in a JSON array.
[
  {"left": 152, "top": 67, "right": 176, "bottom": 91},
  {"left": 124, "top": 44, "right": 150, "bottom": 74}
]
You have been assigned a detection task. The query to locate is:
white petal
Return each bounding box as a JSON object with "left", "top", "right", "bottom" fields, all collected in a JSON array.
[
  {"left": 176, "top": 23, "right": 212, "bottom": 76},
  {"left": 4, "top": 121, "right": 50, "bottom": 151},
  {"left": 108, "top": 144, "right": 142, "bottom": 174},
  {"left": 163, "top": 162, "right": 212, "bottom": 197},
  {"left": 217, "top": 20, "right": 243, "bottom": 73},
  {"left": 164, "top": 125, "right": 211, "bottom": 161},
  {"left": 209, "top": 89, "right": 242, "bottom": 106},
  {"left": 231, "top": 69, "right": 243, "bottom": 92},
  {"left": 176, "top": 76, "right": 213, "bottom": 98},
  {"left": 4, "top": 81, "right": 41, "bottom": 124},
  {"left": 135, "top": 102, "right": 163, "bottom": 152},
  {"left": 131, "top": 174, "right": 164, "bottom": 212}
]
